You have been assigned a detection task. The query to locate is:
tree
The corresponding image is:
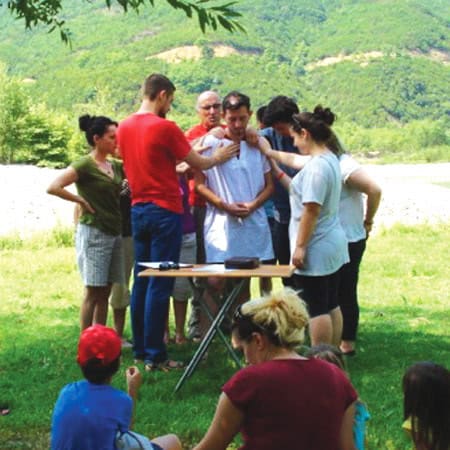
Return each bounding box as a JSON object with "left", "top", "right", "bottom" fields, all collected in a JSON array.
[
  {"left": 2, "top": 0, "right": 244, "bottom": 44},
  {"left": 0, "top": 65, "right": 30, "bottom": 163}
]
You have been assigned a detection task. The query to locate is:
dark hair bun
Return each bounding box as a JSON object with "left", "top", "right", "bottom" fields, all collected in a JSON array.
[
  {"left": 313, "top": 105, "right": 336, "bottom": 126},
  {"left": 78, "top": 114, "right": 94, "bottom": 132}
]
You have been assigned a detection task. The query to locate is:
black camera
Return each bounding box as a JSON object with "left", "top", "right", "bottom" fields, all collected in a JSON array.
[{"left": 159, "top": 261, "right": 180, "bottom": 271}]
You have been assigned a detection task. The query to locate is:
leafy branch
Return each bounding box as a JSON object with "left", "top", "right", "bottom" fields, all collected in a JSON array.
[{"left": 2, "top": 0, "right": 244, "bottom": 44}]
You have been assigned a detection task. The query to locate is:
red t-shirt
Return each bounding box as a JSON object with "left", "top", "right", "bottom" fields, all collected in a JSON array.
[
  {"left": 185, "top": 123, "right": 209, "bottom": 207},
  {"left": 185, "top": 123, "right": 210, "bottom": 142},
  {"left": 117, "top": 113, "right": 191, "bottom": 213},
  {"left": 222, "top": 358, "right": 357, "bottom": 450}
]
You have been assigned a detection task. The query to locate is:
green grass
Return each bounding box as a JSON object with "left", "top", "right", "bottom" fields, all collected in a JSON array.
[{"left": 1, "top": 224, "right": 449, "bottom": 449}]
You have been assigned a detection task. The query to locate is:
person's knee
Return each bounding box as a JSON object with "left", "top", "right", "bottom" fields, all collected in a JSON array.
[{"left": 85, "top": 286, "right": 110, "bottom": 303}]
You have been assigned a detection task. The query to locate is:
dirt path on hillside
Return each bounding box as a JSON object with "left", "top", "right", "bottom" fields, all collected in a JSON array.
[{"left": 0, "top": 163, "right": 449, "bottom": 237}]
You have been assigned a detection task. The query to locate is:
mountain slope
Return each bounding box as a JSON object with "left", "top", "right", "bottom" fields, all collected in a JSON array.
[{"left": 0, "top": 0, "right": 449, "bottom": 129}]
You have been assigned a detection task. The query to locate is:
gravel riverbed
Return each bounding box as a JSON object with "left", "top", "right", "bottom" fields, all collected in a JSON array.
[{"left": 1, "top": 163, "right": 449, "bottom": 237}]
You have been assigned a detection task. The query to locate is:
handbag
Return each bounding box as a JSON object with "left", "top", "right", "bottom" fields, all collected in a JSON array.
[{"left": 115, "top": 430, "right": 154, "bottom": 450}]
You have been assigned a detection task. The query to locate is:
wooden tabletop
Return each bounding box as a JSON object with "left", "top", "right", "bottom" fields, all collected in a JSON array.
[{"left": 138, "top": 264, "right": 295, "bottom": 279}]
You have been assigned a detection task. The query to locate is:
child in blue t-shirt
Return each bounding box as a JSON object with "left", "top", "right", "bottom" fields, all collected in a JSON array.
[
  {"left": 307, "top": 344, "right": 370, "bottom": 450},
  {"left": 51, "top": 325, "right": 181, "bottom": 450}
]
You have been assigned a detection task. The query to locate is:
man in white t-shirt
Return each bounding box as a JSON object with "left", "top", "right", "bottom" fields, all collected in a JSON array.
[{"left": 194, "top": 91, "right": 274, "bottom": 334}]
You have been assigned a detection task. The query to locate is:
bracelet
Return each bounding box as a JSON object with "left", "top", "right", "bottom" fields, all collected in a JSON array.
[{"left": 276, "top": 171, "right": 285, "bottom": 181}]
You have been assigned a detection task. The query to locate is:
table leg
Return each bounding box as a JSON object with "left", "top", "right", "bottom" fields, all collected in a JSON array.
[
  {"left": 190, "top": 279, "right": 242, "bottom": 367},
  {"left": 174, "top": 279, "right": 245, "bottom": 392}
]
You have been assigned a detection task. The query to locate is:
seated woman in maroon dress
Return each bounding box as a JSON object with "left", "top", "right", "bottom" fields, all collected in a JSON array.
[{"left": 194, "top": 288, "right": 358, "bottom": 450}]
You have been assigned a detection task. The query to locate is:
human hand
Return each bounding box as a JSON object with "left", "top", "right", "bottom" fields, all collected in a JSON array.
[
  {"left": 191, "top": 141, "right": 211, "bottom": 154},
  {"left": 238, "top": 201, "right": 256, "bottom": 216},
  {"left": 364, "top": 220, "right": 373, "bottom": 238},
  {"left": 208, "top": 127, "right": 226, "bottom": 139},
  {"left": 213, "top": 142, "right": 240, "bottom": 164},
  {"left": 222, "top": 202, "right": 250, "bottom": 218},
  {"left": 126, "top": 366, "right": 142, "bottom": 395},
  {"left": 79, "top": 197, "right": 95, "bottom": 214},
  {"left": 244, "top": 126, "right": 259, "bottom": 147},
  {"left": 292, "top": 246, "right": 306, "bottom": 269}
]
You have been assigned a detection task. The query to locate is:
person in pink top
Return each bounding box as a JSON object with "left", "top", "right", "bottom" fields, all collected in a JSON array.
[{"left": 117, "top": 74, "right": 238, "bottom": 371}]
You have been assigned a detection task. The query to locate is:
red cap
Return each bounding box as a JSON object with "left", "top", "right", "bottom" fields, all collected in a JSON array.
[{"left": 77, "top": 325, "right": 122, "bottom": 367}]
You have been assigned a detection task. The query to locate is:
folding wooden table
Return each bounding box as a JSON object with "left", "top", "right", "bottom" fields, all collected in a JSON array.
[{"left": 138, "top": 264, "right": 295, "bottom": 392}]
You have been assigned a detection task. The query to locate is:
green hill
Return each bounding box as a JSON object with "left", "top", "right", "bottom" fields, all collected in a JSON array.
[{"left": 0, "top": 0, "right": 449, "bottom": 164}]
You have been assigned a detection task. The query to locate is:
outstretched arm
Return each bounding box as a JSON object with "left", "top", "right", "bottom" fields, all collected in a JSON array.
[
  {"left": 258, "top": 137, "right": 309, "bottom": 170},
  {"left": 345, "top": 168, "right": 382, "bottom": 237},
  {"left": 193, "top": 393, "right": 244, "bottom": 450},
  {"left": 184, "top": 142, "right": 239, "bottom": 171},
  {"left": 270, "top": 159, "right": 292, "bottom": 190}
]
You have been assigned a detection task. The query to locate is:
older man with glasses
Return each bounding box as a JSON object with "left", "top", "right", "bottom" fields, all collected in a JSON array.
[{"left": 184, "top": 91, "right": 225, "bottom": 341}]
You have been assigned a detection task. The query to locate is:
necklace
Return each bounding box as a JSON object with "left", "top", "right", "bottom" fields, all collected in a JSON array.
[{"left": 91, "top": 154, "right": 113, "bottom": 177}]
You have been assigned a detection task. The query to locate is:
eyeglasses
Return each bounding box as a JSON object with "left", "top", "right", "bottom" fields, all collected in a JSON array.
[{"left": 199, "top": 103, "right": 221, "bottom": 111}]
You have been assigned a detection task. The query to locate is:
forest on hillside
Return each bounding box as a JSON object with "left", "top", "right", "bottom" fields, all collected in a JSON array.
[{"left": 0, "top": 0, "right": 449, "bottom": 166}]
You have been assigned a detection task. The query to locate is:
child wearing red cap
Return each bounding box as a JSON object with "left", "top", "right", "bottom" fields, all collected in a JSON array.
[{"left": 51, "top": 325, "right": 181, "bottom": 450}]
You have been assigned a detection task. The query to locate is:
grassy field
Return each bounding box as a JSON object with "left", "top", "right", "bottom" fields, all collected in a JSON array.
[{"left": 1, "top": 224, "right": 449, "bottom": 449}]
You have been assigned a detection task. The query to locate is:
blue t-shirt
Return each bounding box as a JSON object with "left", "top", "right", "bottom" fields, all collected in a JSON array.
[
  {"left": 259, "top": 128, "right": 298, "bottom": 224},
  {"left": 289, "top": 151, "right": 349, "bottom": 276},
  {"left": 51, "top": 380, "right": 132, "bottom": 450}
]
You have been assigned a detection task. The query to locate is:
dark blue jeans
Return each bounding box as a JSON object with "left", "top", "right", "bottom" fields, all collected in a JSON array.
[{"left": 131, "top": 203, "right": 182, "bottom": 363}]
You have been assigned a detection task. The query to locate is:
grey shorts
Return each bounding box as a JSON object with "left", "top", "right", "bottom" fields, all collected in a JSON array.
[
  {"left": 110, "top": 236, "right": 134, "bottom": 308},
  {"left": 75, "top": 223, "right": 124, "bottom": 287},
  {"left": 172, "top": 232, "right": 196, "bottom": 301}
]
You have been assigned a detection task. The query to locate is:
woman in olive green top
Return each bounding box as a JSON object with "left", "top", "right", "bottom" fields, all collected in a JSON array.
[{"left": 47, "top": 115, "right": 124, "bottom": 330}]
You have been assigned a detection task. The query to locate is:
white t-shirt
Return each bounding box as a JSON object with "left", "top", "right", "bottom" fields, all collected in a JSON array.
[
  {"left": 201, "top": 136, "right": 274, "bottom": 263},
  {"left": 289, "top": 150, "right": 349, "bottom": 276},
  {"left": 339, "top": 154, "right": 366, "bottom": 243}
]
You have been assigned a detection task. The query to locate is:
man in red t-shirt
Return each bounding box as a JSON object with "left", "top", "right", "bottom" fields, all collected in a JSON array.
[{"left": 117, "top": 74, "right": 238, "bottom": 370}]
